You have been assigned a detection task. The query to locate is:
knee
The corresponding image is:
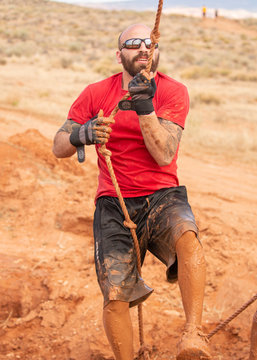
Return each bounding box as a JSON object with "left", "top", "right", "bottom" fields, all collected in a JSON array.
[
  {"left": 104, "top": 300, "right": 129, "bottom": 315},
  {"left": 176, "top": 231, "right": 205, "bottom": 263}
]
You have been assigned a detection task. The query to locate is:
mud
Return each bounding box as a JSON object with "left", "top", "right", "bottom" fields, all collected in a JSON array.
[{"left": 0, "top": 128, "right": 256, "bottom": 359}]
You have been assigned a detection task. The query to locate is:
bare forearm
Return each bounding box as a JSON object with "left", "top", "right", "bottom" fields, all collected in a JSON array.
[
  {"left": 139, "top": 113, "right": 182, "bottom": 166},
  {"left": 52, "top": 119, "right": 81, "bottom": 158},
  {"left": 52, "top": 131, "right": 76, "bottom": 158}
]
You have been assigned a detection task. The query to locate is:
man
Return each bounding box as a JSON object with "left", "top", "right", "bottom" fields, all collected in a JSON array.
[{"left": 52, "top": 24, "right": 211, "bottom": 360}]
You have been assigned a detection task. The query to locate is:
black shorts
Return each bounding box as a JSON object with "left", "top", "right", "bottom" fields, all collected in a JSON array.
[{"left": 93, "top": 186, "right": 199, "bottom": 308}]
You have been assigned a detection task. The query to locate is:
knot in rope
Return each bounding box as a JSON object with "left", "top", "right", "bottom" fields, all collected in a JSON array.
[
  {"left": 150, "top": 29, "right": 160, "bottom": 45},
  {"left": 123, "top": 220, "right": 137, "bottom": 229}
]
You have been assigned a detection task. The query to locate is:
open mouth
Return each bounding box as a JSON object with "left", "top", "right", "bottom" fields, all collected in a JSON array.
[
  {"left": 134, "top": 52, "right": 149, "bottom": 63},
  {"left": 136, "top": 57, "right": 148, "bottom": 63}
]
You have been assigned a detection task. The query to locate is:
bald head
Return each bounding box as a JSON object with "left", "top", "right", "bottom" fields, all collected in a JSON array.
[
  {"left": 118, "top": 24, "right": 152, "bottom": 50},
  {"left": 116, "top": 23, "right": 160, "bottom": 78}
]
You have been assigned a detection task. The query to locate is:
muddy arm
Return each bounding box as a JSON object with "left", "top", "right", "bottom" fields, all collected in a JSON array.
[
  {"left": 52, "top": 119, "right": 79, "bottom": 158},
  {"left": 138, "top": 114, "right": 182, "bottom": 166}
]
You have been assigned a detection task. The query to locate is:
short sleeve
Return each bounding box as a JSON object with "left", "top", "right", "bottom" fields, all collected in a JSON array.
[
  {"left": 67, "top": 86, "right": 94, "bottom": 125},
  {"left": 155, "top": 82, "right": 189, "bottom": 129}
]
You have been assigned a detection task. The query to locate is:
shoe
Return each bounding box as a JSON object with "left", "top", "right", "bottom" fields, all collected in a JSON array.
[{"left": 176, "top": 323, "right": 211, "bottom": 360}]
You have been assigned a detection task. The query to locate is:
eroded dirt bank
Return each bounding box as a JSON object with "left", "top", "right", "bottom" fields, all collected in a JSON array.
[{"left": 0, "top": 128, "right": 256, "bottom": 359}]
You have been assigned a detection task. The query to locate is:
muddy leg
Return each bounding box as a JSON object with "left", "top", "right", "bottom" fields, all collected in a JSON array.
[
  {"left": 249, "top": 310, "right": 257, "bottom": 360},
  {"left": 103, "top": 300, "right": 134, "bottom": 360},
  {"left": 175, "top": 231, "right": 211, "bottom": 359},
  {"left": 176, "top": 231, "right": 206, "bottom": 325}
]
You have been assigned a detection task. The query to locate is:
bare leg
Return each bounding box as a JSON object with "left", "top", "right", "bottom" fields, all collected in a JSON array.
[
  {"left": 175, "top": 231, "right": 211, "bottom": 359},
  {"left": 103, "top": 300, "right": 134, "bottom": 360},
  {"left": 176, "top": 231, "right": 206, "bottom": 325},
  {"left": 249, "top": 311, "right": 257, "bottom": 360}
]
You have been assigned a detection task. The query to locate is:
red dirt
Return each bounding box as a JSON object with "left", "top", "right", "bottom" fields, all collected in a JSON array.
[{"left": 0, "top": 122, "right": 256, "bottom": 359}]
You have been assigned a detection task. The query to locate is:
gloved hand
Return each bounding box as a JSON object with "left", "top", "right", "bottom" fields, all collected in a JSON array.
[
  {"left": 119, "top": 70, "right": 156, "bottom": 115},
  {"left": 70, "top": 115, "right": 113, "bottom": 147}
]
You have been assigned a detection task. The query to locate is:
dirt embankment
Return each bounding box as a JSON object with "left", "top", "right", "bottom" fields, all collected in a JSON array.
[{"left": 0, "top": 126, "right": 256, "bottom": 360}]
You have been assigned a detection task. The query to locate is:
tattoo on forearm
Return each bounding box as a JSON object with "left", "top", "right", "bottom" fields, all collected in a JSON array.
[
  {"left": 57, "top": 119, "right": 81, "bottom": 134},
  {"left": 158, "top": 117, "right": 183, "bottom": 161}
]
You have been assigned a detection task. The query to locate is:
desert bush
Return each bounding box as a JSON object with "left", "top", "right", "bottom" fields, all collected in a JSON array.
[
  {"left": 181, "top": 65, "right": 232, "bottom": 79},
  {"left": 191, "top": 93, "right": 222, "bottom": 106},
  {"left": 219, "top": 68, "right": 231, "bottom": 76},
  {"left": 38, "top": 91, "right": 50, "bottom": 98},
  {"left": 229, "top": 72, "right": 257, "bottom": 82},
  {"left": 69, "top": 42, "right": 84, "bottom": 53},
  {"left": 181, "top": 66, "right": 217, "bottom": 79},
  {"left": 0, "top": 58, "right": 7, "bottom": 65},
  {"left": 4, "top": 40, "right": 38, "bottom": 57},
  {"left": 240, "top": 34, "right": 248, "bottom": 40},
  {"left": 93, "top": 57, "right": 121, "bottom": 77},
  {"left": 60, "top": 57, "right": 73, "bottom": 69},
  {"left": 169, "top": 36, "right": 182, "bottom": 43},
  {"left": 218, "top": 36, "right": 231, "bottom": 44},
  {"left": 179, "top": 52, "right": 195, "bottom": 64}
]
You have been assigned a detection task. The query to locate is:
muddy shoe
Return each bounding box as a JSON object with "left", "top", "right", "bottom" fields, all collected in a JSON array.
[{"left": 176, "top": 323, "right": 211, "bottom": 360}]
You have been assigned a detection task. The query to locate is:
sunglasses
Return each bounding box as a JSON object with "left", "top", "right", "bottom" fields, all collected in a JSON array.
[{"left": 120, "top": 38, "right": 159, "bottom": 51}]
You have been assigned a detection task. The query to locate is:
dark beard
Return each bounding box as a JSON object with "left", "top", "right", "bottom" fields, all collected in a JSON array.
[{"left": 120, "top": 51, "right": 159, "bottom": 77}]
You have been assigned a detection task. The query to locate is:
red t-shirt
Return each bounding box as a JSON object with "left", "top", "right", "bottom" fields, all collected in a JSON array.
[{"left": 67, "top": 72, "right": 189, "bottom": 200}]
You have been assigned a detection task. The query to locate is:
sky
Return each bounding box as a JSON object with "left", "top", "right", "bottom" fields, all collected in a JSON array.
[
  {"left": 53, "top": 0, "right": 257, "bottom": 10},
  {"left": 52, "top": 0, "right": 257, "bottom": 18}
]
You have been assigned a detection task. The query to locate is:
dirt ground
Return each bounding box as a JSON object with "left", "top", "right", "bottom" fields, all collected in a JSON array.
[{"left": 0, "top": 9, "right": 257, "bottom": 359}]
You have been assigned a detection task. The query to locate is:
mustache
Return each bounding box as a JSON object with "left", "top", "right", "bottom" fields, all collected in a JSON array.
[{"left": 133, "top": 52, "right": 149, "bottom": 62}]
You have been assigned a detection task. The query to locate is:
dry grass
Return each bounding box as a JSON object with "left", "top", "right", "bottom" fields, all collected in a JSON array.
[{"left": 0, "top": 0, "right": 257, "bottom": 164}]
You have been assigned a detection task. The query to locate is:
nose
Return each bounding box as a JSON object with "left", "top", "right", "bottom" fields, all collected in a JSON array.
[{"left": 139, "top": 40, "right": 148, "bottom": 51}]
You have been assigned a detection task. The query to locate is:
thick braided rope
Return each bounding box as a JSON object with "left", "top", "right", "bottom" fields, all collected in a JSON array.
[
  {"left": 146, "top": 0, "right": 163, "bottom": 74},
  {"left": 99, "top": 2, "right": 163, "bottom": 358},
  {"left": 206, "top": 293, "right": 257, "bottom": 339}
]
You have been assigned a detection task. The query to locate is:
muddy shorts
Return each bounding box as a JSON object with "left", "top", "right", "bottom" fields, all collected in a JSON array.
[{"left": 93, "top": 186, "right": 199, "bottom": 308}]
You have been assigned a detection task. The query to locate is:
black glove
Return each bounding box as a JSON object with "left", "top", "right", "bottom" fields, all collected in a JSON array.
[
  {"left": 70, "top": 115, "right": 112, "bottom": 147},
  {"left": 119, "top": 72, "right": 157, "bottom": 115}
]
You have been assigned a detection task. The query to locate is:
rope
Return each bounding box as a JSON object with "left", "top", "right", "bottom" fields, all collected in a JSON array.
[
  {"left": 146, "top": 0, "right": 162, "bottom": 73},
  {"left": 206, "top": 292, "right": 257, "bottom": 339},
  {"left": 98, "top": 2, "right": 163, "bottom": 358}
]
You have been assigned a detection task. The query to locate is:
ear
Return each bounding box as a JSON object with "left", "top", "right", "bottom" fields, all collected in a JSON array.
[{"left": 116, "top": 50, "right": 122, "bottom": 64}]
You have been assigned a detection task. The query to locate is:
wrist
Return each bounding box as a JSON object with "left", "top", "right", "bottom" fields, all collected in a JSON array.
[
  {"left": 138, "top": 111, "right": 155, "bottom": 118},
  {"left": 134, "top": 98, "right": 154, "bottom": 115},
  {"left": 70, "top": 127, "right": 84, "bottom": 147},
  {"left": 70, "top": 123, "right": 94, "bottom": 146}
]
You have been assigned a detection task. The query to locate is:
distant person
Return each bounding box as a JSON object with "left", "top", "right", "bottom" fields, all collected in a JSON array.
[
  {"left": 215, "top": 9, "right": 218, "bottom": 19},
  {"left": 52, "top": 23, "right": 211, "bottom": 360},
  {"left": 202, "top": 5, "right": 207, "bottom": 18},
  {"left": 249, "top": 310, "right": 257, "bottom": 360}
]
